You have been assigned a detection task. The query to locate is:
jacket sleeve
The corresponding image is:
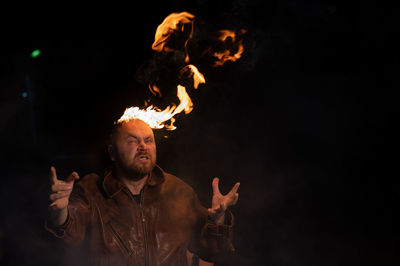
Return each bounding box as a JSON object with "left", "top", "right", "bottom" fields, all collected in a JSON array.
[
  {"left": 187, "top": 189, "right": 235, "bottom": 262},
  {"left": 44, "top": 183, "right": 92, "bottom": 244}
]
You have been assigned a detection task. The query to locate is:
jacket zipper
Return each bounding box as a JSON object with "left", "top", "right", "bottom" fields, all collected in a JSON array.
[
  {"left": 139, "top": 187, "right": 149, "bottom": 266},
  {"left": 109, "top": 221, "right": 133, "bottom": 256}
]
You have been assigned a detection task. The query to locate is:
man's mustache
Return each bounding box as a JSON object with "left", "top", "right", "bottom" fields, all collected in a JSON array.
[{"left": 135, "top": 152, "right": 151, "bottom": 159}]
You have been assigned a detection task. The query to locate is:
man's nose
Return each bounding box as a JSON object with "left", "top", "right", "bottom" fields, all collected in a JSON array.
[{"left": 137, "top": 141, "right": 147, "bottom": 151}]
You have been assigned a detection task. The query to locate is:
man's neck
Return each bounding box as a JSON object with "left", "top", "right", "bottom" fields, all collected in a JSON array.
[{"left": 119, "top": 175, "right": 148, "bottom": 195}]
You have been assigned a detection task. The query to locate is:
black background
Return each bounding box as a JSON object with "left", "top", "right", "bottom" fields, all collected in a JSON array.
[{"left": 0, "top": 0, "right": 398, "bottom": 265}]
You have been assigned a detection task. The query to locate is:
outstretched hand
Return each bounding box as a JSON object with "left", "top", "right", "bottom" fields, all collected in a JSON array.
[
  {"left": 48, "top": 166, "right": 79, "bottom": 225},
  {"left": 207, "top": 177, "right": 240, "bottom": 224}
]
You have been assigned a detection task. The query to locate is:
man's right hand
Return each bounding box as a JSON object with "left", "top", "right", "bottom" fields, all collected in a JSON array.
[{"left": 48, "top": 166, "right": 79, "bottom": 226}]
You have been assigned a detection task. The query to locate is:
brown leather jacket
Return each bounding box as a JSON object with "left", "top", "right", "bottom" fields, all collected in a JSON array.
[{"left": 45, "top": 165, "right": 234, "bottom": 266}]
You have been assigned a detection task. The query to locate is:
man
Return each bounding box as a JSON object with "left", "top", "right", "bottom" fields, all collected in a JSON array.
[{"left": 46, "top": 119, "right": 240, "bottom": 266}]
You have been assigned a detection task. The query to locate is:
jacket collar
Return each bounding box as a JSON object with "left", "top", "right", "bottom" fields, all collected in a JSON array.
[{"left": 102, "top": 164, "right": 166, "bottom": 198}]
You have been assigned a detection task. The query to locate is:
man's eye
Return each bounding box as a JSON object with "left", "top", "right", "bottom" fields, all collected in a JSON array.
[{"left": 145, "top": 139, "right": 153, "bottom": 144}]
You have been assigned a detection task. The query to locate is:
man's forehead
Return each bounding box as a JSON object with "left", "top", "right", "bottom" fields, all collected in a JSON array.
[{"left": 117, "top": 119, "right": 154, "bottom": 136}]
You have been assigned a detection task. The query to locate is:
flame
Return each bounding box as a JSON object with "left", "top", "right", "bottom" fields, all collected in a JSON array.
[
  {"left": 217, "top": 30, "right": 236, "bottom": 42},
  {"left": 149, "top": 84, "right": 162, "bottom": 97},
  {"left": 180, "top": 64, "right": 206, "bottom": 89},
  {"left": 152, "top": 12, "right": 195, "bottom": 54},
  {"left": 117, "top": 12, "right": 245, "bottom": 130},
  {"left": 117, "top": 85, "right": 193, "bottom": 130},
  {"left": 213, "top": 29, "right": 245, "bottom": 67}
]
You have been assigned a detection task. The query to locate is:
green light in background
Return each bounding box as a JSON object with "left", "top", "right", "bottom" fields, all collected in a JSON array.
[{"left": 31, "top": 49, "right": 41, "bottom": 58}]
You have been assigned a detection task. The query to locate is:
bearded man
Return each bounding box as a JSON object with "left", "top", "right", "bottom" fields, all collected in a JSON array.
[{"left": 46, "top": 119, "right": 240, "bottom": 266}]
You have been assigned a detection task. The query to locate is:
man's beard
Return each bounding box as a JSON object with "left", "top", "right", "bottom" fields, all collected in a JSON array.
[{"left": 115, "top": 156, "right": 156, "bottom": 181}]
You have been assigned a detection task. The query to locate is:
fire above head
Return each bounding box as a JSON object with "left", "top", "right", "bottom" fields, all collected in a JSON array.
[
  {"left": 117, "top": 85, "right": 193, "bottom": 130},
  {"left": 117, "top": 11, "right": 245, "bottom": 131}
]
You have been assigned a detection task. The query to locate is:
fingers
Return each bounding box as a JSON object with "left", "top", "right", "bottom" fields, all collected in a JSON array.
[
  {"left": 226, "top": 191, "right": 239, "bottom": 207},
  {"left": 208, "top": 203, "right": 226, "bottom": 214},
  {"left": 49, "top": 181, "right": 73, "bottom": 202},
  {"left": 232, "top": 193, "right": 239, "bottom": 205},
  {"left": 207, "top": 207, "right": 222, "bottom": 216},
  {"left": 49, "top": 190, "right": 71, "bottom": 201},
  {"left": 49, "top": 166, "right": 79, "bottom": 184},
  {"left": 212, "top": 177, "right": 221, "bottom": 195},
  {"left": 50, "top": 166, "right": 58, "bottom": 184},
  {"left": 213, "top": 178, "right": 240, "bottom": 196},
  {"left": 48, "top": 166, "right": 78, "bottom": 212},
  {"left": 51, "top": 183, "right": 73, "bottom": 192},
  {"left": 65, "top": 172, "right": 80, "bottom": 183},
  {"left": 207, "top": 203, "right": 226, "bottom": 224},
  {"left": 229, "top": 182, "right": 240, "bottom": 195}
]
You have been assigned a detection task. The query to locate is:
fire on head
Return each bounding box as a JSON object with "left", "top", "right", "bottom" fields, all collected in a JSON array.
[{"left": 108, "top": 119, "right": 157, "bottom": 181}]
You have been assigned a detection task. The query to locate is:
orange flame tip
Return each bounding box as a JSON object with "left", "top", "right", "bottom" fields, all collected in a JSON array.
[
  {"left": 180, "top": 64, "right": 206, "bottom": 89},
  {"left": 152, "top": 12, "right": 195, "bottom": 53}
]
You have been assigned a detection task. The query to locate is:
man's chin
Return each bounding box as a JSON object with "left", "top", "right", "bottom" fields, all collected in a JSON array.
[
  {"left": 122, "top": 163, "right": 155, "bottom": 180},
  {"left": 136, "top": 161, "right": 155, "bottom": 173}
]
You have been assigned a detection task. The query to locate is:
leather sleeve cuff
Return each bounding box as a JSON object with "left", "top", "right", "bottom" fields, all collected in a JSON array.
[
  {"left": 207, "top": 211, "right": 234, "bottom": 236},
  {"left": 203, "top": 210, "right": 235, "bottom": 253},
  {"left": 44, "top": 210, "right": 71, "bottom": 238}
]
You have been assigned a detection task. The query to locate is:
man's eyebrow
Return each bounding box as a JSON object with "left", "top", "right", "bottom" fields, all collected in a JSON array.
[
  {"left": 125, "top": 134, "right": 153, "bottom": 139},
  {"left": 125, "top": 134, "right": 138, "bottom": 139}
]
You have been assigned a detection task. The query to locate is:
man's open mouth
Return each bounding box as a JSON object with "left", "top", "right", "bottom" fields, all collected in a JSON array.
[{"left": 137, "top": 155, "right": 150, "bottom": 161}]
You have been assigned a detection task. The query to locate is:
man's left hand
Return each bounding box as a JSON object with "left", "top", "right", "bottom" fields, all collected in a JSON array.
[{"left": 208, "top": 177, "right": 240, "bottom": 224}]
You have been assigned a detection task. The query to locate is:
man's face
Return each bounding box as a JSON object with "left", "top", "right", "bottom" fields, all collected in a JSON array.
[{"left": 110, "top": 119, "right": 157, "bottom": 179}]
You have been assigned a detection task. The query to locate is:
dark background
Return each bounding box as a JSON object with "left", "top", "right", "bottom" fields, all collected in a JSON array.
[{"left": 0, "top": 0, "right": 397, "bottom": 265}]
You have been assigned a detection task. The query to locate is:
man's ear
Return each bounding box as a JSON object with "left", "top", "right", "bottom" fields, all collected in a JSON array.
[{"left": 108, "top": 144, "right": 116, "bottom": 161}]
